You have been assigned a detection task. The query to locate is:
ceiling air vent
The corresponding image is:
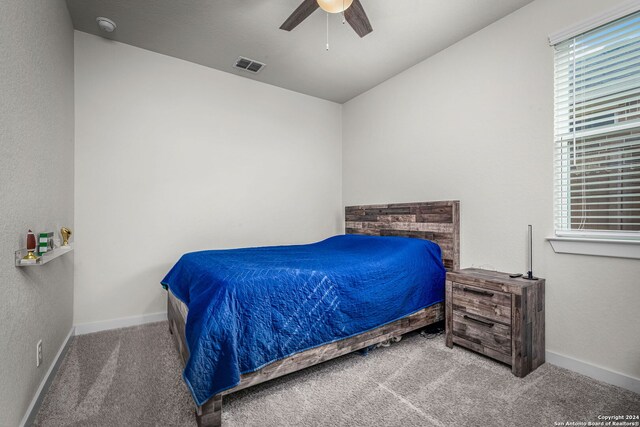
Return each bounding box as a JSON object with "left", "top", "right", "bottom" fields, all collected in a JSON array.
[{"left": 234, "top": 56, "right": 265, "bottom": 74}]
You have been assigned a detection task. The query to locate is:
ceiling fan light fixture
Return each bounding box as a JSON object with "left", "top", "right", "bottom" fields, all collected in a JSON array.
[{"left": 316, "top": 0, "right": 353, "bottom": 14}]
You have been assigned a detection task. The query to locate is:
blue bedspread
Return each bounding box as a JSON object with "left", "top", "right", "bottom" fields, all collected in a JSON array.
[{"left": 161, "top": 234, "right": 445, "bottom": 405}]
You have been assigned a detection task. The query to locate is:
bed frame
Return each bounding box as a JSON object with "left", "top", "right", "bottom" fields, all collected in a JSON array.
[{"left": 167, "top": 200, "right": 460, "bottom": 426}]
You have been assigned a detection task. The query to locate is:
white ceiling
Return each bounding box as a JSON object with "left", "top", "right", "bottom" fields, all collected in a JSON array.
[{"left": 65, "top": 0, "right": 534, "bottom": 103}]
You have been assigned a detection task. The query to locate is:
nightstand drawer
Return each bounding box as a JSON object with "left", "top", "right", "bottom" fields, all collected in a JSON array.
[
  {"left": 451, "top": 282, "right": 511, "bottom": 325},
  {"left": 452, "top": 311, "right": 511, "bottom": 356}
]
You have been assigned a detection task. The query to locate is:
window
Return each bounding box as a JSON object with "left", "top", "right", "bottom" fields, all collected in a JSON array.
[{"left": 553, "top": 11, "right": 640, "bottom": 241}]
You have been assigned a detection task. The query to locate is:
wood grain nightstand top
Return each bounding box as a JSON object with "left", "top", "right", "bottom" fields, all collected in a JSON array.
[{"left": 447, "top": 268, "right": 545, "bottom": 296}]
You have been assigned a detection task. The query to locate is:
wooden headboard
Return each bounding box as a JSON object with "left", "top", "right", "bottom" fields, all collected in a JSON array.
[{"left": 345, "top": 201, "right": 460, "bottom": 271}]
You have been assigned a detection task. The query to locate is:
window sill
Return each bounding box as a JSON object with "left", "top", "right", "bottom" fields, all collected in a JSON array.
[{"left": 547, "top": 237, "right": 640, "bottom": 260}]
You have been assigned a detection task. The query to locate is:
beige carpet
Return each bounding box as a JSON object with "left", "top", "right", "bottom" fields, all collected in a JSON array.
[{"left": 34, "top": 322, "right": 640, "bottom": 426}]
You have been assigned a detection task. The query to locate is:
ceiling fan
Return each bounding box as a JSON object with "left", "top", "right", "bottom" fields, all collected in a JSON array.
[{"left": 280, "top": 0, "right": 373, "bottom": 38}]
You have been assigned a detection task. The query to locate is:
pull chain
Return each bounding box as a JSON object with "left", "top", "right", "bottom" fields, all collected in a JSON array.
[
  {"left": 327, "top": 0, "right": 347, "bottom": 51},
  {"left": 326, "top": 12, "right": 329, "bottom": 51}
]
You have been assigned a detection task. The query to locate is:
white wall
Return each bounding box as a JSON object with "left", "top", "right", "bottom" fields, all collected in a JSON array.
[
  {"left": 0, "top": 1, "right": 75, "bottom": 424},
  {"left": 343, "top": 0, "right": 640, "bottom": 380},
  {"left": 74, "top": 32, "right": 343, "bottom": 326}
]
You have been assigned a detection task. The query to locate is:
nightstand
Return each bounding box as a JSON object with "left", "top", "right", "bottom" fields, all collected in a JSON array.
[{"left": 445, "top": 268, "right": 545, "bottom": 377}]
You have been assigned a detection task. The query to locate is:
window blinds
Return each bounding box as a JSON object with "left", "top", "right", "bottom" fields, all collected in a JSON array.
[{"left": 554, "top": 11, "right": 640, "bottom": 237}]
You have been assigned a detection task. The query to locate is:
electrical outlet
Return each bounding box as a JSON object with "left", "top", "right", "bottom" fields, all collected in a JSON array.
[{"left": 36, "top": 340, "right": 42, "bottom": 368}]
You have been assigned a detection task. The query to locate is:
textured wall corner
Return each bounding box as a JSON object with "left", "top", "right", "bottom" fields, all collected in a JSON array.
[{"left": 0, "top": 0, "right": 75, "bottom": 425}]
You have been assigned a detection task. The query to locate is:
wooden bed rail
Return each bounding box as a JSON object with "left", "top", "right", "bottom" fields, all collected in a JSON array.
[{"left": 168, "top": 292, "right": 443, "bottom": 427}]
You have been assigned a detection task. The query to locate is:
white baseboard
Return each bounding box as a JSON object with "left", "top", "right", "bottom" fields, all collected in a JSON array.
[
  {"left": 74, "top": 311, "right": 167, "bottom": 335},
  {"left": 546, "top": 350, "right": 640, "bottom": 394},
  {"left": 20, "top": 326, "right": 75, "bottom": 427}
]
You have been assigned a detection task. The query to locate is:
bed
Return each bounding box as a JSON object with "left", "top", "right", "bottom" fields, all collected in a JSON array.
[{"left": 164, "top": 200, "right": 460, "bottom": 426}]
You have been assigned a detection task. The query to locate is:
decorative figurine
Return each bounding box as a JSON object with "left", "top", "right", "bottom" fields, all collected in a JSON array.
[
  {"left": 61, "top": 227, "right": 72, "bottom": 247},
  {"left": 23, "top": 230, "right": 38, "bottom": 260}
]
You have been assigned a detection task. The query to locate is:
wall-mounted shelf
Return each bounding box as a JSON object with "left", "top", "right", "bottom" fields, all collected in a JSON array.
[{"left": 15, "top": 244, "right": 73, "bottom": 267}]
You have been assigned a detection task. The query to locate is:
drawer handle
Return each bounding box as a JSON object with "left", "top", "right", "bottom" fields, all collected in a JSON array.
[
  {"left": 462, "top": 287, "right": 494, "bottom": 297},
  {"left": 463, "top": 315, "right": 495, "bottom": 328}
]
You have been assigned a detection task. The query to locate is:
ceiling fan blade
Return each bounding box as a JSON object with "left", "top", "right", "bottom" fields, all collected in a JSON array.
[
  {"left": 280, "top": 0, "right": 319, "bottom": 31},
  {"left": 344, "top": 0, "right": 373, "bottom": 38}
]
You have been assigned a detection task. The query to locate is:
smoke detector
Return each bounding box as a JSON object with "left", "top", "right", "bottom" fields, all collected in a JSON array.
[{"left": 96, "top": 17, "right": 117, "bottom": 33}]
